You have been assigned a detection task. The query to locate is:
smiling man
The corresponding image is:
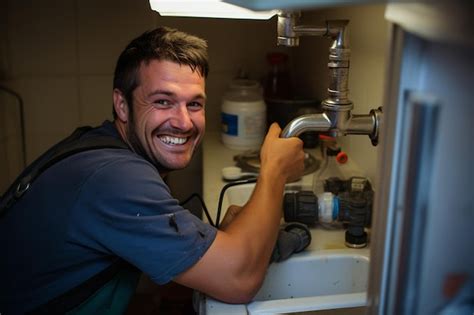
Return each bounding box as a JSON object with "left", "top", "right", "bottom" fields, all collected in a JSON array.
[
  {"left": 0, "top": 27, "right": 305, "bottom": 315},
  {"left": 113, "top": 60, "right": 206, "bottom": 175},
  {"left": 114, "top": 59, "right": 206, "bottom": 174}
]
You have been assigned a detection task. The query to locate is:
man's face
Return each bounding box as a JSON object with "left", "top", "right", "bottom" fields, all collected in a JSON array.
[{"left": 127, "top": 59, "right": 206, "bottom": 173}]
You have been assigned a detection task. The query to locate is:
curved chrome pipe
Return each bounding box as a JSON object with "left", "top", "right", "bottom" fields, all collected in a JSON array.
[
  {"left": 281, "top": 113, "right": 332, "bottom": 138},
  {"left": 281, "top": 108, "right": 383, "bottom": 145}
]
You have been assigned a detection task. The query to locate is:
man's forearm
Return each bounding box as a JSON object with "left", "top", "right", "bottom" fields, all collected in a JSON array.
[{"left": 224, "top": 170, "right": 286, "bottom": 280}]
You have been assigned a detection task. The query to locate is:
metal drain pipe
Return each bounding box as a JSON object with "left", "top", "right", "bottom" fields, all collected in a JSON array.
[{"left": 278, "top": 12, "right": 382, "bottom": 146}]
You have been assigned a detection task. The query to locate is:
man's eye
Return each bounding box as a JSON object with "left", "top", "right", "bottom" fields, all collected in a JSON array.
[
  {"left": 188, "top": 102, "right": 204, "bottom": 110},
  {"left": 153, "top": 99, "right": 171, "bottom": 107}
]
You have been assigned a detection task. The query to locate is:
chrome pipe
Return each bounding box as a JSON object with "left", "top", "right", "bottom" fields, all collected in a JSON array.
[
  {"left": 327, "top": 20, "right": 349, "bottom": 49},
  {"left": 281, "top": 113, "right": 332, "bottom": 138},
  {"left": 293, "top": 25, "right": 328, "bottom": 36},
  {"left": 277, "top": 12, "right": 382, "bottom": 146},
  {"left": 277, "top": 11, "right": 300, "bottom": 47},
  {"left": 346, "top": 114, "right": 376, "bottom": 135}
]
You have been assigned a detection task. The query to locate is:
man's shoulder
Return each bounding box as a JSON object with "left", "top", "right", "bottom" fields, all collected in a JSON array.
[{"left": 70, "top": 148, "right": 158, "bottom": 179}]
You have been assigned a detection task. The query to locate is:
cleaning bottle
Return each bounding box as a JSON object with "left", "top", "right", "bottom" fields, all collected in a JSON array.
[{"left": 221, "top": 79, "right": 266, "bottom": 150}]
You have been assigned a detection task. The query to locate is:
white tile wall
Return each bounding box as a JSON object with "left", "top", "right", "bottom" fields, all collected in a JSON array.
[
  {"left": 6, "top": 0, "right": 77, "bottom": 76},
  {"left": 0, "top": 0, "right": 9, "bottom": 78},
  {"left": 79, "top": 75, "right": 114, "bottom": 125},
  {"left": 0, "top": 92, "right": 24, "bottom": 192},
  {"left": 8, "top": 77, "right": 80, "bottom": 162},
  {"left": 77, "top": 0, "right": 156, "bottom": 75},
  {"left": 0, "top": 137, "right": 8, "bottom": 193}
]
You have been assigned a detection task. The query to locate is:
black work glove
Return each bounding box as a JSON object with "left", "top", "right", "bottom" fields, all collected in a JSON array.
[{"left": 271, "top": 222, "right": 312, "bottom": 263}]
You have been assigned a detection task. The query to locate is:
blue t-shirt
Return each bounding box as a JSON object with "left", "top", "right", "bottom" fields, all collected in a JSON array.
[{"left": 0, "top": 121, "right": 217, "bottom": 314}]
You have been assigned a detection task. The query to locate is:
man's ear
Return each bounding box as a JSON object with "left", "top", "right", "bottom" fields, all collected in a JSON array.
[{"left": 113, "top": 89, "right": 129, "bottom": 122}]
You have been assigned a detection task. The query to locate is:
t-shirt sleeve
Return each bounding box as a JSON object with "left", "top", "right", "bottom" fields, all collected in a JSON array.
[{"left": 69, "top": 154, "right": 217, "bottom": 284}]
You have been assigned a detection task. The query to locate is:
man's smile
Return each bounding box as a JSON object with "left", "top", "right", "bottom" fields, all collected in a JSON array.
[{"left": 158, "top": 135, "right": 189, "bottom": 145}]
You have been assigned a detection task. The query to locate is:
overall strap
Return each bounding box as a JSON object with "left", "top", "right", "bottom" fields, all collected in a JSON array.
[
  {"left": 26, "top": 259, "right": 136, "bottom": 315},
  {"left": 1, "top": 125, "right": 136, "bottom": 314},
  {"left": 0, "top": 126, "right": 129, "bottom": 215}
]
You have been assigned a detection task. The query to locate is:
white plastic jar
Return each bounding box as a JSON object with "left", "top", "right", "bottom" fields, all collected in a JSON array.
[{"left": 221, "top": 79, "right": 266, "bottom": 150}]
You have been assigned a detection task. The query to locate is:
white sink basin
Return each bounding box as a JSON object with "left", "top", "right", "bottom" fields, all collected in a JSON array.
[
  {"left": 247, "top": 250, "right": 369, "bottom": 314},
  {"left": 255, "top": 253, "right": 368, "bottom": 300},
  {"left": 201, "top": 183, "right": 370, "bottom": 315},
  {"left": 202, "top": 250, "right": 369, "bottom": 315}
]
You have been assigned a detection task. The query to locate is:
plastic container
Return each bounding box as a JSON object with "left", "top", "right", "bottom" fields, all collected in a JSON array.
[
  {"left": 317, "top": 192, "right": 338, "bottom": 225},
  {"left": 312, "top": 137, "right": 367, "bottom": 230},
  {"left": 221, "top": 79, "right": 266, "bottom": 150}
]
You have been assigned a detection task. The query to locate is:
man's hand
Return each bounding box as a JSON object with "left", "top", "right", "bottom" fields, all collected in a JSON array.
[{"left": 259, "top": 123, "right": 305, "bottom": 183}]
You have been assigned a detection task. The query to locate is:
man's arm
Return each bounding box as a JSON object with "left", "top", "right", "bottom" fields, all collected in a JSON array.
[
  {"left": 174, "top": 123, "right": 305, "bottom": 303},
  {"left": 218, "top": 205, "right": 243, "bottom": 230}
]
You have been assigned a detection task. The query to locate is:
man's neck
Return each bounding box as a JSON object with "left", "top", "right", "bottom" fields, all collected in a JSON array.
[{"left": 114, "top": 119, "right": 128, "bottom": 144}]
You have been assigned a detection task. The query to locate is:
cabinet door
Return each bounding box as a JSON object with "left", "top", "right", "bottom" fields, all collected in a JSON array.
[{"left": 368, "top": 23, "right": 474, "bottom": 315}]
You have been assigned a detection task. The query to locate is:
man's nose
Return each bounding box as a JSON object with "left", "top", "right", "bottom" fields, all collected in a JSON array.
[{"left": 170, "top": 104, "right": 193, "bottom": 130}]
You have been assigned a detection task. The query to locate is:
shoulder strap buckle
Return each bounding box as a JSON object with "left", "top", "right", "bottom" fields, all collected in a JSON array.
[{"left": 14, "top": 177, "right": 31, "bottom": 198}]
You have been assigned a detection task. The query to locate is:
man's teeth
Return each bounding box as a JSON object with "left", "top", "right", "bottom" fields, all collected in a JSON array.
[{"left": 159, "top": 135, "right": 188, "bottom": 145}]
